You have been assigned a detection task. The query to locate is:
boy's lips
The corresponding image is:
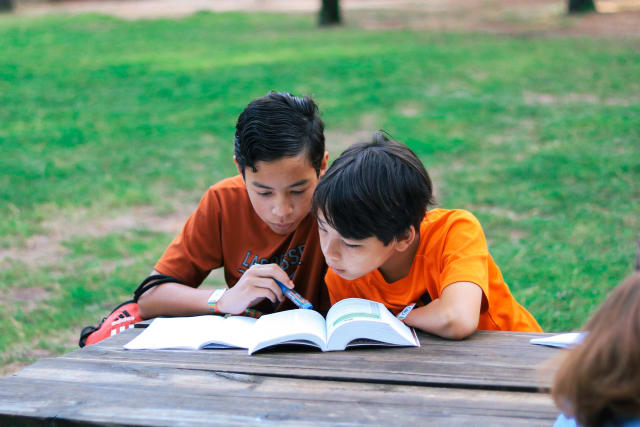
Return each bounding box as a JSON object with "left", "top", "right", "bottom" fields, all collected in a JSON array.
[
  {"left": 269, "top": 221, "right": 295, "bottom": 232},
  {"left": 330, "top": 265, "right": 347, "bottom": 275}
]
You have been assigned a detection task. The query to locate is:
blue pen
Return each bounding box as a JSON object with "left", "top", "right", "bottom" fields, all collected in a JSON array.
[
  {"left": 274, "top": 279, "right": 313, "bottom": 310},
  {"left": 396, "top": 303, "right": 416, "bottom": 321}
]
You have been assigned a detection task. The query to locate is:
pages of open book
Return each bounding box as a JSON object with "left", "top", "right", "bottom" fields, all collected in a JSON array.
[
  {"left": 123, "top": 315, "right": 258, "bottom": 350},
  {"left": 325, "top": 298, "right": 419, "bottom": 351},
  {"left": 123, "top": 300, "right": 419, "bottom": 354},
  {"left": 247, "top": 309, "right": 328, "bottom": 354}
]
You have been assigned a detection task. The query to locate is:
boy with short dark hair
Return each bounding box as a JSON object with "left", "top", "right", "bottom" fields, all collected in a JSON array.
[
  {"left": 312, "top": 132, "right": 541, "bottom": 339},
  {"left": 138, "top": 92, "right": 331, "bottom": 319}
]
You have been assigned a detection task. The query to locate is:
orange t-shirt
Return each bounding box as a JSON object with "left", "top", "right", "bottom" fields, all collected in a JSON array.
[
  {"left": 155, "top": 175, "right": 330, "bottom": 315},
  {"left": 325, "top": 209, "right": 541, "bottom": 332}
]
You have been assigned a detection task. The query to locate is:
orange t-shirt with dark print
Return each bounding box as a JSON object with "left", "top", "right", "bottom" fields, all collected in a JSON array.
[
  {"left": 325, "top": 209, "right": 541, "bottom": 332},
  {"left": 155, "top": 175, "right": 330, "bottom": 315}
]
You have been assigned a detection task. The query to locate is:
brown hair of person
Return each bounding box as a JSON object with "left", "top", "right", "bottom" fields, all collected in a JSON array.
[{"left": 551, "top": 237, "right": 640, "bottom": 427}]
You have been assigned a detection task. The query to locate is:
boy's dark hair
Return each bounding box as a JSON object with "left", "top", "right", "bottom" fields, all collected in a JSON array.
[
  {"left": 312, "top": 131, "right": 436, "bottom": 246},
  {"left": 234, "top": 91, "right": 325, "bottom": 175}
]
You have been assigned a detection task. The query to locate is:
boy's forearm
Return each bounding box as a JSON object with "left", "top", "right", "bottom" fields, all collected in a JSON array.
[
  {"left": 403, "top": 299, "right": 473, "bottom": 340},
  {"left": 137, "top": 283, "right": 213, "bottom": 319},
  {"left": 403, "top": 282, "right": 482, "bottom": 340}
]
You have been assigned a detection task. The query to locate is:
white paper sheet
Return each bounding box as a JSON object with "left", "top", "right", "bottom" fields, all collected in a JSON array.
[{"left": 529, "top": 332, "right": 586, "bottom": 349}]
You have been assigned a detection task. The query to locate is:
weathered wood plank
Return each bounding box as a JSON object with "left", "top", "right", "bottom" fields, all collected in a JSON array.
[
  {"left": 0, "top": 356, "right": 558, "bottom": 427},
  {"left": 62, "top": 328, "right": 560, "bottom": 391}
]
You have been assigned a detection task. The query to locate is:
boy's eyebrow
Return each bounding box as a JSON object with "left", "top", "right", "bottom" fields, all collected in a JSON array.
[{"left": 252, "top": 179, "right": 309, "bottom": 190}]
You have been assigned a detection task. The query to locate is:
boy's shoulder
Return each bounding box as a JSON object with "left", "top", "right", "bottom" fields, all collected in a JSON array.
[
  {"left": 197, "top": 175, "right": 250, "bottom": 214},
  {"left": 420, "top": 208, "right": 484, "bottom": 244},
  {"left": 209, "top": 174, "right": 246, "bottom": 192},
  {"left": 205, "top": 175, "right": 248, "bottom": 200},
  {"left": 423, "top": 208, "right": 480, "bottom": 228}
]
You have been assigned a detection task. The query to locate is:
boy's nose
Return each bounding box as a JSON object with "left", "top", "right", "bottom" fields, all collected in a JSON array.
[
  {"left": 324, "top": 238, "right": 341, "bottom": 261},
  {"left": 272, "top": 199, "right": 293, "bottom": 217}
]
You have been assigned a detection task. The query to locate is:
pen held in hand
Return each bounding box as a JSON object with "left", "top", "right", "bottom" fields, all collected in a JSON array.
[
  {"left": 396, "top": 303, "right": 416, "bottom": 321},
  {"left": 274, "top": 279, "right": 313, "bottom": 310}
]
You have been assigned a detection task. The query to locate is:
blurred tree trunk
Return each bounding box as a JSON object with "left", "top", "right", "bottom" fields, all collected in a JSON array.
[
  {"left": 319, "top": 0, "right": 341, "bottom": 26},
  {"left": 568, "top": 0, "right": 596, "bottom": 13},
  {"left": 0, "top": 0, "right": 13, "bottom": 12}
]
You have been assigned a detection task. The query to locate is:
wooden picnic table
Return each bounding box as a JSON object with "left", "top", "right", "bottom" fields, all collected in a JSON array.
[{"left": 0, "top": 325, "right": 563, "bottom": 426}]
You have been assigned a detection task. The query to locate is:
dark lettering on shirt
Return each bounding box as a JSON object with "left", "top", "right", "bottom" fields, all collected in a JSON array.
[
  {"left": 241, "top": 252, "right": 252, "bottom": 268},
  {"left": 237, "top": 245, "right": 306, "bottom": 276}
]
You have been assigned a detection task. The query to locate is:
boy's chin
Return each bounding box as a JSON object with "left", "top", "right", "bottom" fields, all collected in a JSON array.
[
  {"left": 331, "top": 268, "right": 358, "bottom": 280},
  {"left": 266, "top": 219, "right": 301, "bottom": 235}
]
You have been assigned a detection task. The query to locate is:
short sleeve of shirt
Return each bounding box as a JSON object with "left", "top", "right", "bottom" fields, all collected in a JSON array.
[
  {"left": 154, "top": 186, "right": 223, "bottom": 287},
  {"left": 437, "top": 211, "right": 490, "bottom": 304}
]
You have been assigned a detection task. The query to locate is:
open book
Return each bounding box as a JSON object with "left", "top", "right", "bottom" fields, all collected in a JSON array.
[{"left": 124, "top": 298, "right": 420, "bottom": 355}]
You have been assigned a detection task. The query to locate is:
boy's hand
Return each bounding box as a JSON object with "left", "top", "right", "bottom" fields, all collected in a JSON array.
[{"left": 216, "top": 264, "right": 294, "bottom": 315}]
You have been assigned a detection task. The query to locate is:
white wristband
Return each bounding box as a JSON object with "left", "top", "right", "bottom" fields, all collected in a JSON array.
[{"left": 207, "top": 288, "right": 227, "bottom": 313}]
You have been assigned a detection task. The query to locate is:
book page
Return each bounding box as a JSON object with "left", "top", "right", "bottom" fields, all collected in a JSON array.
[
  {"left": 326, "top": 298, "right": 384, "bottom": 336},
  {"left": 325, "top": 298, "right": 419, "bottom": 351},
  {"left": 247, "top": 309, "right": 327, "bottom": 354},
  {"left": 123, "top": 315, "right": 257, "bottom": 350}
]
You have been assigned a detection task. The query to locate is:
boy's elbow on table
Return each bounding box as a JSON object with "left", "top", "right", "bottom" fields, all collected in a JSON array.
[
  {"left": 429, "top": 304, "right": 478, "bottom": 340},
  {"left": 137, "top": 293, "right": 154, "bottom": 320},
  {"left": 406, "top": 282, "right": 482, "bottom": 340},
  {"left": 439, "top": 281, "right": 483, "bottom": 339},
  {"left": 406, "top": 301, "right": 479, "bottom": 340},
  {"left": 442, "top": 311, "right": 479, "bottom": 340}
]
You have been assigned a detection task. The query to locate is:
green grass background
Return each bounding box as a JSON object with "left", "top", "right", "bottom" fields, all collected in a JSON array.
[{"left": 1, "top": 11, "right": 639, "bottom": 370}]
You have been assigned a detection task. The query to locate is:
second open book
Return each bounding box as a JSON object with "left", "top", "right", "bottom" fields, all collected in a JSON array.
[{"left": 124, "top": 298, "right": 420, "bottom": 355}]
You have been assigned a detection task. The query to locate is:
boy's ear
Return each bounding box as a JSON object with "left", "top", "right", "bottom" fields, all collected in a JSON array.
[
  {"left": 319, "top": 151, "right": 330, "bottom": 177},
  {"left": 395, "top": 226, "right": 417, "bottom": 252}
]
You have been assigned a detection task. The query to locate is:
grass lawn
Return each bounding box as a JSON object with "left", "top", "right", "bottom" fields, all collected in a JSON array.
[{"left": 1, "top": 11, "right": 639, "bottom": 373}]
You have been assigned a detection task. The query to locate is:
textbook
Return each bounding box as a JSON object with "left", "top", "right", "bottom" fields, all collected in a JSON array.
[{"left": 123, "top": 298, "right": 420, "bottom": 355}]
